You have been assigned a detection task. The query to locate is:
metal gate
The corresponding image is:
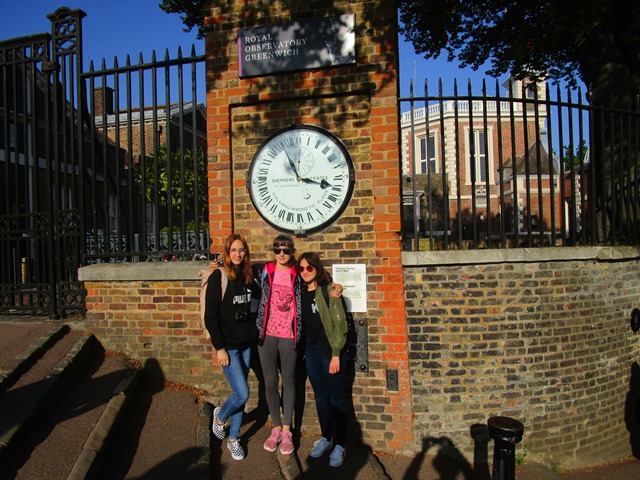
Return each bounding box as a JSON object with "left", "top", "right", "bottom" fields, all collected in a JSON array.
[
  {"left": 0, "top": 8, "right": 86, "bottom": 318},
  {"left": 1, "top": 7, "right": 208, "bottom": 318}
]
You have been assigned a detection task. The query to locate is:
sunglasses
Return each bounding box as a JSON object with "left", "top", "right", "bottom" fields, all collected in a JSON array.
[
  {"left": 273, "top": 248, "right": 292, "bottom": 255},
  {"left": 297, "top": 265, "right": 316, "bottom": 273}
]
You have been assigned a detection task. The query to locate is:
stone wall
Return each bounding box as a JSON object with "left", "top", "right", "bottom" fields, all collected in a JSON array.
[
  {"left": 403, "top": 246, "right": 640, "bottom": 469},
  {"left": 79, "top": 246, "right": 640, "bottom": 468}
]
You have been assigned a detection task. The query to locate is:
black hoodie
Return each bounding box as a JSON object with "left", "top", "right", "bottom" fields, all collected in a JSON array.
[{"left": 204, "top": 267, "right": 258, "bottom": 351}]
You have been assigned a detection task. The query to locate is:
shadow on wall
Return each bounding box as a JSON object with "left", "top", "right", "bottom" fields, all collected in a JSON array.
[
  {"left": 403, "top": 426, "right": 492, "bottom": 480},
  {"left": 625, "top": 361, "right": 640, "bottom": 459}
]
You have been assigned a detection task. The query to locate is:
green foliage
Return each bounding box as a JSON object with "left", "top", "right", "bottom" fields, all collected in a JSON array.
[
  {"left": 159, "top": 0, "right": 208, "bottom": 39},
  {"left": 515, "top": 445, "right": 530, "bottom": 465},
  {"left": 398, "top": 0, "right": 640, "bottom": 94},
  {"left": 132, "top": 145, "right": 208, "bottom": 223},
  {"left": 563, "top": 140, "right": 589, "bottom": 170},
  {"left": 160, "top": 221, "right": 208, "bottom": 236}
]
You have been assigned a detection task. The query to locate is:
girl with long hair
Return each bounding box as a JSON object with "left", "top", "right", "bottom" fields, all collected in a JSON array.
[{"left": 204, "top": 233, "right": 258, "bottom": 461}]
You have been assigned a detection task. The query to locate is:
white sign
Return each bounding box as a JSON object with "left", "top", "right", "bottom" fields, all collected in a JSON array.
[{"left": 332, "top": 263, "right": 367, "bottom": 313}]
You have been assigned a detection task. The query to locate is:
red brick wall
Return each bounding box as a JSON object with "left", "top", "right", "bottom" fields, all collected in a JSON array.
[
  {"left": 84, "top": 277, "right": 211, "bottom": 384},
  {"left": 204, "top": 0, "right": 411, "bottom": 451}
]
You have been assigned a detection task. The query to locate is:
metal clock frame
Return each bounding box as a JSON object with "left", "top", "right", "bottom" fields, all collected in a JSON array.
[{"left": 247, "top": 124, "right": 356, "bottom": 236}]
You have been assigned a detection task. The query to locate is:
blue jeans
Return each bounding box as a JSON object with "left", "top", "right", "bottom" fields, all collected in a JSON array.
[
  {"left": 219, "top": 346, "right": 251, "bottom": 440},
  {"left": 305, "top": 339, "right": 348, "bottom": 446}
]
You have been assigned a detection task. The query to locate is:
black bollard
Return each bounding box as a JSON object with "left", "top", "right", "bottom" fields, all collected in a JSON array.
[{"left": 487, "top": 416, "right": 524, "bottom": 480}]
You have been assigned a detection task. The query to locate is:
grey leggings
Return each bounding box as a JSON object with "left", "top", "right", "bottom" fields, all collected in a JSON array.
[{"left": 258, "top": 335, "right": 297, "bottom": 428}]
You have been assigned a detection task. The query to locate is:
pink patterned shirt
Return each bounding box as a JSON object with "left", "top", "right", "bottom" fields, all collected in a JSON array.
[{"left": 266, "top": 268, "right": 294, "bottom": 339}]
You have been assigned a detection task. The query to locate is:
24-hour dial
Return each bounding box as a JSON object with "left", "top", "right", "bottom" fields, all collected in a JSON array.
[{"left": 247, "top": 124, "right": 355, "bottom": 235}]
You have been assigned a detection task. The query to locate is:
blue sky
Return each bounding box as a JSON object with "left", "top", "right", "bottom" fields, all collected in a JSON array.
[{"left": 1, "top": 1, "right": 496, "bottom": 99}]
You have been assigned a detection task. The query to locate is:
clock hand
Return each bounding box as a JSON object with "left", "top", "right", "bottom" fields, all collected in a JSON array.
[
  {"left": 301, "top": 177, "right": 333, "bottom": 189},
  {"left": 284, "top": 149, "right": 301, "bottom": 180},
  {"left": 283, "top": 149, "right": 313, "bottom": 197}
]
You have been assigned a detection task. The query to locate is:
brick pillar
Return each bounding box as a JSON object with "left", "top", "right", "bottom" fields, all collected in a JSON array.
[{"left": 204, "top": 0, "right": 412, "bottom": 453}]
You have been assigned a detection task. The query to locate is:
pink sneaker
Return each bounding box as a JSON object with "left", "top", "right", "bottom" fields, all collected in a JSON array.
[
  {"left": 263, "top": 427, "right": 281, "bottom": 452},
  {"left": 280, "top": 430, "right": 294, "bottom": 455}
]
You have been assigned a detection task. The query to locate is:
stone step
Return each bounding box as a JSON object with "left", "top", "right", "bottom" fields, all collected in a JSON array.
[
  {"left": 0, "top": 325, "right": 86, "bottom": 460},
  {"left": 0, "top": 323, "right": 70, "bottom": 391},
  {"left": 0, "top": 324, "right": 138, "bottom": 479}
]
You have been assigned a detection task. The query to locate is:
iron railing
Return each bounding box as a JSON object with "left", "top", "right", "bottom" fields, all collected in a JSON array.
[
  {"left": 81, "top": 47, "right": 209, "bottom": 263},
  {"left": 1, "top": 7, "right": 209, "bottom": 317},
  {"left": 399, "top": 78, "right": 640, "bottom": 251}
]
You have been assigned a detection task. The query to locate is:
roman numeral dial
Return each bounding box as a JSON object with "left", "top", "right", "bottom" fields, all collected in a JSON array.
[{"left": 247, "top": 124, "right": 355, "bottom": 235}]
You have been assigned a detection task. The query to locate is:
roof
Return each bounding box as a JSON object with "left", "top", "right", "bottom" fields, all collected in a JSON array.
[{"left": 93, "top": 101, "right": 205, "bottom": 127}]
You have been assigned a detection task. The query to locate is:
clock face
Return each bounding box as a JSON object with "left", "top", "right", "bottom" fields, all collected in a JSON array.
[{"left": 247, "top": 125, "right": 355, "bottom": 235}]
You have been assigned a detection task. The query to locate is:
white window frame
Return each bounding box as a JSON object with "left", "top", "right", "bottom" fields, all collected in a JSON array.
[
  {"left": 465, "top": 127, "right": 493, "bottom": 186},
  {"left": 418, "top": 133, "right": 437, "bottom": 174}
]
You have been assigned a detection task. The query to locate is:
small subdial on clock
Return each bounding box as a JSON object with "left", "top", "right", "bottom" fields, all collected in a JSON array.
[{"left": 285, "top": 146, "right": 315, "bottom": 178}]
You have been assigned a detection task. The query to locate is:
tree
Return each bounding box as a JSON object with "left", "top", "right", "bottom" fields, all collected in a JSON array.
[
  {"left": 399, "top": 0, "right": 640, "bottom": 243},
  {"left": 563, "top": 140, "right": 589, "bottom": 171},
  {"left": 398, "top": 0, "right": 640, "bottom": 98},
  {"left": 133, "top": 145, "right": 208, "bottom": 228},
  {"left": 159, "top": 0, "right": 208, "bottom": 39}
]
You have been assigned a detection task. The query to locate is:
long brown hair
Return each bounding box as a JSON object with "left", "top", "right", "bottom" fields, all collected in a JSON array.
[
  {"left": 223, "top": 234, "right": 253, "bottom": 284},
  {"left": 297, "top": 252, "right": 332, "bottom": 287}
]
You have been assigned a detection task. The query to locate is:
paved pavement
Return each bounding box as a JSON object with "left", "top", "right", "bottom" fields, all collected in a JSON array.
[{"left": 2, "top": 316, "right": 640, "bottom": 479}]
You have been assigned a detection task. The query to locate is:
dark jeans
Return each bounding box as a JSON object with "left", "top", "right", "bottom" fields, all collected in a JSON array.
[{"left": 305, "top": 339, "right": 348, "bottom": 446}]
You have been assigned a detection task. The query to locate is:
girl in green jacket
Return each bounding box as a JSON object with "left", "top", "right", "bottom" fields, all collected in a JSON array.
[{"left": 297, "top": 251, "right": 349, "bottom": 468}]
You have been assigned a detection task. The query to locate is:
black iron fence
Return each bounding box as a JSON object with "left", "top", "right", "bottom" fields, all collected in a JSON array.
[
  {"left": 399, "top": 78, "right": 640, "bottom": 251},
  {"left": 81, "top": 46, "right": 209, "bottom": 263},
  {"left": 4, "top": 9, "right": 640, "bottom": 317},
  {"left": 0, "top": 7, "right": 208, "bottom": 317}
]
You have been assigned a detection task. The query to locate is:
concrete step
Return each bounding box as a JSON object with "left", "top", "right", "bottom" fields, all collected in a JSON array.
[
  {"left": 0, "top": 323, "right": 138, "bottom": 480},
  {"left": 94, "top": 375, "right": 210, "bottom": 480}
]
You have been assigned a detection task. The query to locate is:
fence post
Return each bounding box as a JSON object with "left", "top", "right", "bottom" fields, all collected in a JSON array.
[{"left": 488, "top": 416, "right": 524, "bottom": 480}]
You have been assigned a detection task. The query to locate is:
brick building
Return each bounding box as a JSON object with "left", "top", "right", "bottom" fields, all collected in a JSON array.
[
  {"left": 400, "top": 78, "right": 564, "bottom": 247},
  {"left": 93, "top": 87, "right": 207, "bottom": 168}
]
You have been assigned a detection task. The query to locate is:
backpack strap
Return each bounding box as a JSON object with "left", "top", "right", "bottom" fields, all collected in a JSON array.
[{"left": 219, "top": 267, "right": 228, "bottom": 298}]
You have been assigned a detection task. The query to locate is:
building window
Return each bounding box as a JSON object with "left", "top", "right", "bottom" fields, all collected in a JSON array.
[
  {"left": 108, "top": 194, "right": 118, "bottom": 234},
  {"left": 418, "top": 134, "right": 436, "bottom": 174},
  {"left": 466, "top": 128, "right": 492, "bottom": 184}
]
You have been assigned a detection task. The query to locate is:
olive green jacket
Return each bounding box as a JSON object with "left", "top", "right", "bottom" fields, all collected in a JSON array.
[{"left": 314, "top": 286, "right": 348, "bottom": 357}]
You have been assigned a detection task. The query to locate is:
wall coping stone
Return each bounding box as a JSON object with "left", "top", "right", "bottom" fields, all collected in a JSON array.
[
  {"left": 77, "top": 246, "right": 640, "bottom": 281},
  {"left": 402, "top": 245, "right": 640, "bottom": 266},
  {"left": 78, "top": 261, "right": 209, "bottom": 282}
]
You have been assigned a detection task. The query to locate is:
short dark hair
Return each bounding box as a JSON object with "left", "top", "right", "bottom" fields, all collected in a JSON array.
[
  {"left": 273, "top": 234, "right": 294, "bottom": 249},
  {"left": 273, "top": 234, "right": 295, "bottom": 266}
]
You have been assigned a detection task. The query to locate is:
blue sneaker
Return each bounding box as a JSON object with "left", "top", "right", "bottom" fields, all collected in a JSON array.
[
  {"left": 310, "top": 437, "right": 333, "bottom": 458},
  {"left": 329, "top": 445, "right": 346, "bottom": 467}
]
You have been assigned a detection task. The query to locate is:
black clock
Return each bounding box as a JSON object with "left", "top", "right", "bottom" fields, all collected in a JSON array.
[{"left": 247, "top": 124, "right": 355, "bottom": 235}]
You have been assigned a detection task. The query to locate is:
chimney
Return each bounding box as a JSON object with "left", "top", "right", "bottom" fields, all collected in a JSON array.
[{"left": 93, "top": 86, "right": 114, "bottom": 117}]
